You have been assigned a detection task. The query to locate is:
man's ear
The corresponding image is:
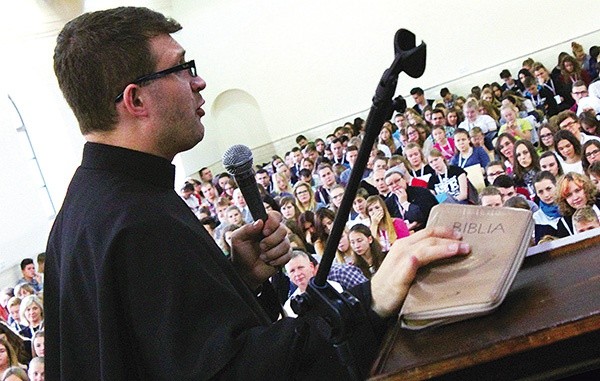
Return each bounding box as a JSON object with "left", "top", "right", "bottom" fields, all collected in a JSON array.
[{"left": 120, "top": 84, "right": 148, "bottom": 117}]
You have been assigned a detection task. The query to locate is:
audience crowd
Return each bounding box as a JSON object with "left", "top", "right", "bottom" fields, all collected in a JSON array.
[
  {"left": 178, "top": 42, "right": 600, "bottom": 314},
  {"left": 2, "top": 41, "right": 600, "bottom": 380}
]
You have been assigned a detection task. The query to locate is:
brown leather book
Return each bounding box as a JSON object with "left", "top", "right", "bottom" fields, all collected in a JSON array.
[{"left": 400, "top": 204, "right": 534, "bottom": 330}]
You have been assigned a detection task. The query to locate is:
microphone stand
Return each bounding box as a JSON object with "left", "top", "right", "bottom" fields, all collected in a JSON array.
[{"left": 291, "top": 29, "right": 426, "bottom": 380}]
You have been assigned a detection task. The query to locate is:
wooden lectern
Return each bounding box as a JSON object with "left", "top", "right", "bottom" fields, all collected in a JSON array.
[{"left": 371, "top": 231, "right": 600, "bottom": 380}]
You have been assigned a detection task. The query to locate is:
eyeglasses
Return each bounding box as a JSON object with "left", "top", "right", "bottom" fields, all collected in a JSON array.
[
  {"left": 115, "top": 60, "right": 197, "bottom": 103},
  {"left": 585, "top": 148, "right": 600, "bottom": 159}
]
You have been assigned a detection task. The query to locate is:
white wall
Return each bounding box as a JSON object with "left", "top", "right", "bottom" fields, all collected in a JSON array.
[{"left": 0, "top": 0, "right": 599, "bottom": 277}]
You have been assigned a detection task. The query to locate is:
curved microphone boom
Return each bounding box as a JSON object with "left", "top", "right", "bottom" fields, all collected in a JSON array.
[{"left": 222, "top": 144, "right": 268, "bottom": 222}]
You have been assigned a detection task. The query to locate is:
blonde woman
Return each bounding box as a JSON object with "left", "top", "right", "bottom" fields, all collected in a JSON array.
[
  {"left": 293, "top": 181, "right": 323, "bottom": 213},
  {"left": 365, "top": 195, "right": 409, "bottom": 253}
]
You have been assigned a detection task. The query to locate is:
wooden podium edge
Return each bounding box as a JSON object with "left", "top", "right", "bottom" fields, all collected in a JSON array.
[{"left": 369, "top": 230, "right": 600, "bottom": 380}]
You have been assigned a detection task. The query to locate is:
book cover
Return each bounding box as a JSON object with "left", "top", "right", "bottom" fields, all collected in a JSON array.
[{"left": 400, "top": 204, "right": 533, "bottom": 329}]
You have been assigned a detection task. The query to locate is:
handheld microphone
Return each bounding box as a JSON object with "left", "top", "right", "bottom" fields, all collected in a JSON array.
[{"left": 222, "top": 144, "right": 268, "bottom": 222}]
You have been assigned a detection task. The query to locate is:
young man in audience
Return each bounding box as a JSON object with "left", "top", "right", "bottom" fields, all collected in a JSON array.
[
  {"left": 532, "top": 62, "right": 572, "bottom": 112},
  {"left": 200, "top": 181, "right": 219, "bottom": 217},
  {"left": 314, "top": 163, "right": 338, "bottom": 205},
  {"left": 339, "top": 145, "right": 370, "bottom": 185},
  {"left": 15, "top": 258, "right": 42, "bottom": 293},
  {"left": 573, "top": 206, "right": 600, "bottom": 233},
  {"left": 492, "top": 175, "right": 538, "bottom": 212},
  {"left": 500, "top": 69, "right": 523, "bottom": 94},
  {"left": 523, "top": 76, "right": 559, "bottom": 118},
  {"left": 556, "top": 110, "right": 600, "bottom": 144},
  {"left": 328, "top": 138, "right": 349, "bottom": 167},
  {"left": 569, "top": 80, "right": 589, "bottom": 112},
  {"left": 295, "top": 134, "right": 309, "bottom": 149},
  {"left": 479, "top": 186, "right": 503, "bottom": 207},
  {"left": 410, "top": 87, "right": 434, "bottom": 115},
  {"left": 255, "top": 168, "right": 274, "bottom": 195}
]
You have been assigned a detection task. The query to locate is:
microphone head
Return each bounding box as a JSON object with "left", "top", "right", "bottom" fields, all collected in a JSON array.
[{"left": 222, "top": 144, "right": 254, "bottom": 176}]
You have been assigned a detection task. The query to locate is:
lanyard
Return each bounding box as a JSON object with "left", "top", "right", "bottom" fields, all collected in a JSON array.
[{"left": 458, "top": 148, "right": 472, "bottom": 168}]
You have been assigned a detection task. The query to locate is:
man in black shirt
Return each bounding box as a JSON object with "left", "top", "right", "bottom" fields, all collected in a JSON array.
[{"left": 46, "top": 7, "right": 470, "bottom": 380}]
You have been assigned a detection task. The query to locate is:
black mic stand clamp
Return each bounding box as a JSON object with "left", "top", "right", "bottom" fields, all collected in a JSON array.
[{"left": 291, "top": 29, "right": 426, "bottom": 381}]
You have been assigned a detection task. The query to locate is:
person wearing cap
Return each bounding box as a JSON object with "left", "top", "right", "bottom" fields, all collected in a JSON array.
[{"left": 384, "top": 166, "right": 438, "bottom": 231}]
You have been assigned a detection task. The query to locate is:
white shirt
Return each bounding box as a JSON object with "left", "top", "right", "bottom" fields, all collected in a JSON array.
[{"left": 283, "top": 280, "right": 343, "bottom": 318}]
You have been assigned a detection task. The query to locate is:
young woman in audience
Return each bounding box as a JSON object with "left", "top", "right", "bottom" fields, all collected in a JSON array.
[
  {"left": 445, "top": 108, "right": 462, "bottom": 137},
  {"left": 0, "top": 338, "right": 19, "bottom": 376},
  {"left": 478, "top": 99, "right": 500, "bottom": 123},
  {"left": 560, "top": 54, "right": 592, "bottom": 86},
  {"left": 450, "top": 128, "right": 490, "bottom": 170},
  {"left": 272, "top": 171, "right": 294, "bottom": 198},
  {"left": 513, "top": 140, "right": 541, "bottom": 198},
  {"left": 219, "top": 224, "right": 239, "bottom": 256},
  {"left": 499, "top": 104, "right": 533, "bottom": 141},
  {"left": 532, "top": 171, "right": 570, "bottom": 243},
  {"left": 327, "top": 184, "right": 345, "bottom": 214},
  {"left": 588, "top": 162, "right": 600, "bottom": 192},
  {"left": 578, "top": 111, "right": 600, "bottom": 138},
  {"left": 582, "top": 140, "right": 600, "bottom": 174},
  {"left": 539, "top": 151, "right": 564, "bottom": 177},
  {"left": 348, "top": 224, "right": 385, "bottom": 279},
  {"left": 556, "top": 172, "right": 600, "bottom": 236},
  {"left": 495, "top": 133, "right": 517, "bottom": 175},
  {"left": 406, "top": 125, "right": 425, "bottom": 148},
  {"left": 365, "top": 195, "right": 409, "bottom": 253},
  {"left": 335, "top": 229, "right": 354, "bottom": 265},
  {"left": 31, "top": 330, "right": 44, "bottom": 358},
  {"left": 347, "top": 188, "right": 371, "bottom": 228},
  {"left": 222, "top": 177, "right": 238, "bottom": 200},
  {"left": 431, "top": 125, "right": 455, "bottom": 161},
  {"left": 0, "top": 323, "right": 30, "bottom": 366},
  {"left": 404, "top": 142, "right": 435, "bottom": 183},
  {"left": 378, "top": 122, "right": 396, "bottom": 157},
  {"left": 292, "top": 181, "right": 322, "bottom": 213},
  {"left": 554, "top": 129, "right": 584, "bottom": 174},
  {"left": 18, "top": 295, "right": 43, "bottom": 339},
  {"left": 279, "top": 196, "right": 300, "bottom": 222},
  {"left": 537, "top": 123, "right": 560, "bottom": 154},
  {"left": 297, "top": 211, "right": 317, "bottom": 249},
  {"left": 225, "top": 205, "right": 245, "bottom": 228},
  {"left": 427, "top": 148, "right": 471, "bottom": 204},
  {"left": 313, "top": 208, "right": 336, "bottom": 256}
]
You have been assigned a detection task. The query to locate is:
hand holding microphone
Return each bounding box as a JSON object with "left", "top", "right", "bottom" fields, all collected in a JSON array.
[{"left": 223, "top": 145, "right": 291, "bottom": 290}]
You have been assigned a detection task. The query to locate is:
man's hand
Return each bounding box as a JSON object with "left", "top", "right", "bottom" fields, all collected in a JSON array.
[
  {"left": 230, "top": 211, "right": 291, "bottom": 291},
  {"left": 370, "top": 226, "right": 470, "bottom": 318}
]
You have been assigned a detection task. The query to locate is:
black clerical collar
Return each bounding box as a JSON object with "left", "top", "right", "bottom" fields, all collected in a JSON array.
[{"left": 81, "top": 142, "right": 176, "bottom": 189}]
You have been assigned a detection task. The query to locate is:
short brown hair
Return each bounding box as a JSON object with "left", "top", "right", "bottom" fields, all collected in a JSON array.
[{"left": 54, "top": 7, "right": 182, "bottom": 134}]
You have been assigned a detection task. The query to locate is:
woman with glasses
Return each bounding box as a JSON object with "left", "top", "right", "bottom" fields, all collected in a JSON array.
[
  {"left": 554, "top": 130, "right": 584, "bottom": 174},
  {"left": 513, "top": 140, "right": 541, "bottom": 198},
  {"left": 494, "top": 133, "right": 517, "bottom": 176},
  {"left": 536, "top": 123, "right": 560, "bottom": 155},
  {"left": 582, "top": 140, "right": 600, "bottom": 174},
  {"left": 292, "top": 181, "right": 322, "bottom": 214}
]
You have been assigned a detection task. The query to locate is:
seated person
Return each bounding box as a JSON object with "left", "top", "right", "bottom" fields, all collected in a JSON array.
[
  {"left": 572, "top": 206, "right": 600, "bottom": 233},
  {"left": 532, "top": 171, "right": 570, "bottom": 244},
  {"left": 479, "top": 186, "right": 503, "bottom": 207},
  {"left": 384, "top": 167, "right": 438, "bottom": 231},
  {"left": 492, "top": 175, "right": 537, "bottom": 211},
  {"left": 15, "top": 259, "right": 42, "bottom": 293},
  {"left": 283, "top": 250, "right": 343, "bottom": 318}
]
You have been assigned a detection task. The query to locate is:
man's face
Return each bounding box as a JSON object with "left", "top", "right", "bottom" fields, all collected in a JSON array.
[
  {"left": 23, "top": 263, "right": 36, "bottom": 279},
  {"left": 318, "top": 168, "right": 336, "bottom": 188},
  {"left": 9, "top": 304, "right": 20, "bottom": 322},
  {"left": 470, "top": 132, "right": 484, "bottom": 147},
  {"left": 527, "top": 84, "right": 539, "bottom": 96},
  {"left": 503, "top": 76, "right": 514, "bottom": 86},
  {"left": 534, "top": 68, "right": 549, "bottom": 83},
  {"left": 412, "top": 92, "right": 424, "bottom": 105},
  {"left": 346, "top": 150, "right": 358, "bottom": 167},
  {"left": 146, "top": 35, "right": 206, "bottom": 158},
  {"left": 255, "top": 172, "right": 270, "bottom": 188},
  {"left": 200, "top": 168, "right": 213, "bottom": 182},
  {"left": 498, "top": 186, "right": 516, "bottom": 203},
  {"left": 292, "top": 150, "right": 303, "bottom": 164},
  {"left": 559, "top": 117, "right": 581, "bottom": 138},
  {"left": 285, "top": 255, "right": 315, "bottom": 292},
  {"left": 331, "top": 142, "right": 344, "bottom": 159},
  {"left": 373, "top": 169, "right": 389, "bottom": 194},
  {"left": 571, "top": 85, "right": 588, "bottom": 103},
  {"left": 201, "top": 184, "right": 216, "bottom": 200},
  {"left": 481, "top": 194, "right": 503, "bottom": 208},
  {"left": 575, "top": 220, "right": 600, "bottom": 233},
  {"left": 486, "top": 165, "right": 505, "bottom": 185},
  {"left": 431, "top": 112, "right": 445, "bottom": 127},
  {"left": 297, "top": 138, "right": 308, "bottom": 148}
]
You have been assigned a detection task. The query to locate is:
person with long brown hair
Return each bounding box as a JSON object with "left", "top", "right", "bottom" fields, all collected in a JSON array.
[
  {"left": 365, "top": 195, "right": 409, "bottom": 252},
  {"left": 348, "top": 224, "right": 386, "bottom": 279}
]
